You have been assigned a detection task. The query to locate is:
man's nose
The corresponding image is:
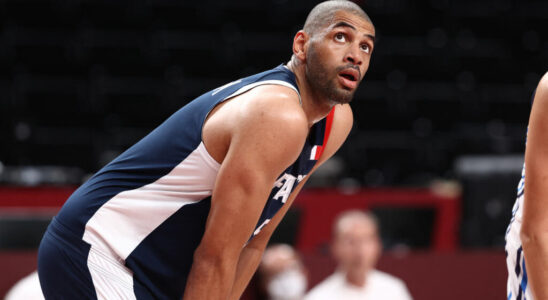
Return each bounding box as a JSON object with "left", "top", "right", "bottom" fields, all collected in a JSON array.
[{"left": 345, "top": 45, "right": 363, "bottom": 66}]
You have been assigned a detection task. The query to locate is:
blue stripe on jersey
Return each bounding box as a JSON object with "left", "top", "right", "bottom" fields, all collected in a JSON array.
[
  {"left": 517, "top": 169, "right": 525, "bottom": 197},
  {"left": 520, "top": 259, "right": 528, "bottom": 299},
  {"left": 513, "top": 246, "right": 528, "bottom": 300},
  {"left": 515, "top": 247, "right": 522, "bottom": 277}
]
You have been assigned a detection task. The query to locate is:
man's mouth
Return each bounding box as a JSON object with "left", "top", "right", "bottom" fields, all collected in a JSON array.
[{"left": 338, "top": 68, "right": 360, "bottom": 89}]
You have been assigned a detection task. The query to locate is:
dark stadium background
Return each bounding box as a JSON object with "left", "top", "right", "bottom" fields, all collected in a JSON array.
[{"left": 0, "top": 0, "right": 546, "bottom": 299}]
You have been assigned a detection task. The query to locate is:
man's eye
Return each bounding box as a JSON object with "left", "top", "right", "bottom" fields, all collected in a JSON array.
[
  {"left": 361, "top": 44, "right": 370, "bottom": 53},
  {"left": 334, "top": 33, "right": 346, "bottom": 42}
]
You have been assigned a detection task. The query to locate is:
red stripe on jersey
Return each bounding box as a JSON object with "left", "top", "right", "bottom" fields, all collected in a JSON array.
[
  {"left": 313, "top": 146, "right": 323, "bottom": 160},
  {"left": 315, "top": 107, "right": 335, "bottom": 160}
]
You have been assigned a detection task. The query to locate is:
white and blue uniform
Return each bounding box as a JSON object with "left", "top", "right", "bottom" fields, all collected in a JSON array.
[
  {"left": 506, "top": 90, "right": 537, "bottom": 300},
  {"left": 506, "top": 164, "right": 531, "bottom": 300},
  {"left": 37, "top": 65, "right": 335, "bottom": 299}
]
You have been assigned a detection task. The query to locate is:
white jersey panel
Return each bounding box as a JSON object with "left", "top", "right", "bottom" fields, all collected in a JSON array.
[
  {"left": 506, "top": 165, "right": 533, "bottom": 300},
  {"left": 506, "top": 164, "right": 525, "bottom": 249},
  {"left": 87, "top": 245, "right": 137, "bottom": 300},
  {"left": 83, "top": 142, "right": 220, "bottom": 260}
]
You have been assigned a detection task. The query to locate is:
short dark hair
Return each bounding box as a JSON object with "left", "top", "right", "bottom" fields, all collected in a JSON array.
[{"left": 303, "top": 0, "right": 373, "bottom": 36}]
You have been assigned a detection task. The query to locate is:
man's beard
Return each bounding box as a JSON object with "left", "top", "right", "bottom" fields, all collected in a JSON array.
[{"left": 305, "top": 46, "right": 358, "bottom": 104}]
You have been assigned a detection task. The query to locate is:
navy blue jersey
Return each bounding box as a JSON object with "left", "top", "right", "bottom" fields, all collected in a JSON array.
[{"left": 47, "top": 65, "right": 334, "bottom": 299}]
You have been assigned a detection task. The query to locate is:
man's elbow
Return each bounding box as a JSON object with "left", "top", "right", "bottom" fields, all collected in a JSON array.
[
  {"left": 520, "top": 223, "right": 548, "bottom": 249},
  {"left": 192, "top": 243, "right": 240, "bottom": 272},
  {"left": 245, "top": 237, "right": 269, "bottom": 253}
]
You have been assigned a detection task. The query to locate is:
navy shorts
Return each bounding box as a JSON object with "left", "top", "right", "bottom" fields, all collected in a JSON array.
[
  {"left": 37, "top": 220, "right": 98, "bottom": 299},
  {"left": 37, "top": 219, "right": 155, "bottom": 299}
]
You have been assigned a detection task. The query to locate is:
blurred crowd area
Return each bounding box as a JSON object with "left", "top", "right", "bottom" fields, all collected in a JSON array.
[
  {"left": 0, "top": 0, "right": 547, "bottom": 256},
  {"left": 0, "top": 0, "right": 546, "bottom": 184}
]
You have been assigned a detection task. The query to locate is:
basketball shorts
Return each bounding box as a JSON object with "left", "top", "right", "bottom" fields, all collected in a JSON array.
[{"left": 37, "top": 219, "right": 153, "bottom": 299}]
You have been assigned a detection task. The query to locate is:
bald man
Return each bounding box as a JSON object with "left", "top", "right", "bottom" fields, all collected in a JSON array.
[
  {"left": 305, "top": 210, "right": 412, "bottom": 300},
  {"left": 37, "top": 1, "right": 376, "bottom": 299}
]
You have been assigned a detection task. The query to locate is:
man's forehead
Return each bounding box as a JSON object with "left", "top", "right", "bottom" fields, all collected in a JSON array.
[
  {"left": 328, "top": 10, "right": 375, "bottom": 35},
  {"left": 337, "top": 218, "right": 377, "bottom": 236}
]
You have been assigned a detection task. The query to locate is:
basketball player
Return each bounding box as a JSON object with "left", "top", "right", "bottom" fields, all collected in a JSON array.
[
  {"left": 37, "top": 1, "right": 376, "bottom": 299},
  {"left": 506, "top": 72, "right": 548, "bottom": 300}
]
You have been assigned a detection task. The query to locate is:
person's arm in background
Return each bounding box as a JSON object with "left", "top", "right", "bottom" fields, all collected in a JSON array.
[
  {"left": 182, "top": 88, "right": 309, "bottom": 300},
  {"left": 520, "top": 71, "right": 548, "bottom": 299},
  {"left": 228, "top": 104, "right": 354, "bottom": 300}
]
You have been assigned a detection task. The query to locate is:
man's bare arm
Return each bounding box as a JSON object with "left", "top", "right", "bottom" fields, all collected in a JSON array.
[
  {"left": 228, "top": 103, "right": 354, "bottom": 299},
  {"left": 228, "top": 176, "right": 310, "bottom": 300},
  {"left": 182, "top": 88, "right": 308, "bottom": 300},
  {"left": 521, "top": 72, "right": 548, "bottom": 299}
]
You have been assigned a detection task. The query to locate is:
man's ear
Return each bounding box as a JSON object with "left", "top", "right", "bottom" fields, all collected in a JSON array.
[{"left": 292, "top": 30, "right": 309, "bottom": 62}]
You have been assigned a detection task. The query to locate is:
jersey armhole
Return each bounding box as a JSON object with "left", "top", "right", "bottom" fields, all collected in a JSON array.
[{"left": 314, "top": 107, "right": 336, "bottom": 160}]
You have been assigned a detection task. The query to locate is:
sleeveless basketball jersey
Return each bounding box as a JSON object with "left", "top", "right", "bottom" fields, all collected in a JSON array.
[{"left": 49, "top": 65, "right": 334, "bottom": 299}]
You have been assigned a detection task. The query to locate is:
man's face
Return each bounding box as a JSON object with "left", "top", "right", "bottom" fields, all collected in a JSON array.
[
  {"left": 332, "top": 218, "right": 381, "bottom": 273},
  {"left": 305, "top": 10, "right": 375, "bottom": 104}
]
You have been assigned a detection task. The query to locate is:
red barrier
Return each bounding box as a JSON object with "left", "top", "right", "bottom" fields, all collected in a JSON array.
[
  {"left": 293, "top": 188, "right": 461, "bottom": 252},
  {"left": 0, "top": 186, "right": 74, "bottom": 214},
  {"left": 0, "top": 251, "right": 38, "bottom": 299},
  {"left": 0, "top": 186, "right": 460, "bottom": 251}
]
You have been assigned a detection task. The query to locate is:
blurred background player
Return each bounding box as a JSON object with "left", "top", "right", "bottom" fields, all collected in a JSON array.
[
  {"left": 256, "top": 244, "right": 308, "bottom": 300},
  {"left": 506, "top": 71, "right": 548, "bottom": 300},
  {"left": 305, "top": 210, "right": 412, "bottom": 300},
  {"left": 4, "top": 271, "right": 43, "bottom": 300}
]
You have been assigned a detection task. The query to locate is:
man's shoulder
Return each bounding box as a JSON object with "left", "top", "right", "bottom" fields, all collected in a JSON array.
[
  {"left": 330, "top": 104, "right": 353, "bottom": 134},
  {"left": 234, "top": 84, "right": 306, "bottom": 130},
  {"left": 540, "top": 71, "right": 548, "bottom": 88},
  {"left": 535, "top": 71, "right": 548, "bottom": 98}
]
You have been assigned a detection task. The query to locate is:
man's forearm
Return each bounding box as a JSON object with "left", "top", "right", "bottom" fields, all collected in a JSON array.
[
  {"left": 183, "top": 249, "right": 239, "bottom": 300},
  {"left": 229, "top": 245, "right": 265, "bottom": 300}
]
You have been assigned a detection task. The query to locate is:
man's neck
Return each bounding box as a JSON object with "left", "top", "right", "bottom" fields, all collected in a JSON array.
[
  {"left": 286, "top": 61, "right": 334, "bottom": 128},
  {"left": 344, "top": 268, "right": 370, "bottom": 288}
]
